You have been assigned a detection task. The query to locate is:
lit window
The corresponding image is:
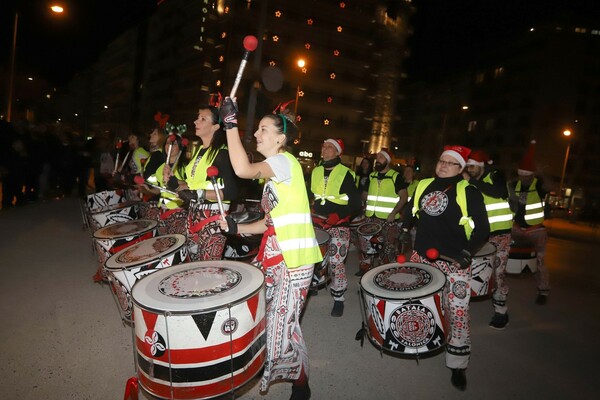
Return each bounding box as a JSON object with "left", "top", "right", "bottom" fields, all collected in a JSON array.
[
  {"left": 307, "top": 19, "right": 314, "bottom": 25},
  {"left": 468, "top": 121, "right": 477, "bottom": 132},
  {"left": 219, "top": 55, "right": 224, "bottom": 62},
  {"left": 305, "top": 43, "right": 311, "bottom": 50},
  {"left": 216, "top": 80, "right": 222, "bottom": 87},
  {"left": 337, "top": 26, "right": 343, "bottom": 32},
  {"left": 275, "top": 10, "right": 282, "bottom": 17},
  {"left": 494, "top": 67, "right": 504, "bottom": 78},
  {"left": 333, "top": 49, "right": 340, "bottom": 56}
]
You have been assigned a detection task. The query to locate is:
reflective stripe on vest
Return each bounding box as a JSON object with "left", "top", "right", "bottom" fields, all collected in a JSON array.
[
  {"left": 412, "top": 178, "right": 474, "bottom": 240},
  {"left": 311, "top": 164, "right": 353, "bottom": 206},
  {"left": 153, "top": 163, "right": 184, "bottom": 209},
  {"left": 270, "top": 152, "right": 323, "bottom": 268},
  {"left": 481, "top": 172, "right": 514, "bottom": 232},
  {"left": 184, "top": 145, "right": 230, "bottom": 203},
  {"left": 365, "top": 170, "right": 401, "bottom": 219},
  {"left": 515, "top": 179, "right": 545, "bottom": 225}
]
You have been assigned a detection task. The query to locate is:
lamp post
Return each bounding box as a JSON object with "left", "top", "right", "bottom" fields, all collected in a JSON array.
[
  {"left": 6, "top": 5, "right": 64, "bottom": 122},
  {"left": 294, "top": 58, "right": 306, "bottom": 118},
  {"left": 559, "top": 129, "right": 572, "bottom": 202}
]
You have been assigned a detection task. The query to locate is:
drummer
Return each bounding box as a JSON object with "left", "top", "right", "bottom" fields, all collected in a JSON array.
[
  {"left": 177, "top": 105, "right": 239, "bottom": 261},
  {"left": 358, "top": 148, "right": 408, "bottom": 275},
  {"left": 309, "top": 138, "right": 361, "bottom": 317},
  {"left": 136, "top": 127, "right": 167, "bottom": 220},
  {"left": 218, "top": 97, "right": 322, "bottom": 400},
  {"left": 463, "top": 150, "right": 513, "bottom": 329},
  {"left": 403, "top": 145, "right": 489, "bottom": 391}
]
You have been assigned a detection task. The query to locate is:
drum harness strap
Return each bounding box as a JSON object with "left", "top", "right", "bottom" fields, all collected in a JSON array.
[{"left": 256, "top": 225, "right": 284, "bottom": 269}]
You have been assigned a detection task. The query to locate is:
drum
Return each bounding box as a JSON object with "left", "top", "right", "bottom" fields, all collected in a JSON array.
[
  {"left": 223, "top": 211, "right": 264, "bottom": 260},
  {"left": 357, "top": 221, "right": 383, "bottom": 255},
  {"left": 311, "top": 228, "right": 332, "bottom": 289},
  {"left": 131, "top": 261, "right": 266, "bottom": 400},
  {"left": 93, "top": 219, "right": 158, "bottom": 279},
  {"left": 88, "top": 201, "right": 139, "bottom": 231},
  {"left": 349, "top": 214, "right": 366, "bottom": 250},
  {"left": 85, "top": 189, "right": 126, "bottom": 212},
  {"left": 506, "top": 241, "right": 537, "bottom": 274},
  {"left": 359, "top": 262, "right": 446, "bottom": 355},
  {"left": 105, "top": 234, "right": 188, "bottom": 321},
  {"left": 470, "top": 242, "right": 497, "bottom": 297}
]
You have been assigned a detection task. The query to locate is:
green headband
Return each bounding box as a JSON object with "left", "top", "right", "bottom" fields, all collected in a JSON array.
[{"left": 278, "top": 113, "right": 287, "bottom": 134}]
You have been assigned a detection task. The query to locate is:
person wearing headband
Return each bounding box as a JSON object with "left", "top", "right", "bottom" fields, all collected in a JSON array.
[{"left": 218, "top": 97, "right": 321, "bottom": 400}]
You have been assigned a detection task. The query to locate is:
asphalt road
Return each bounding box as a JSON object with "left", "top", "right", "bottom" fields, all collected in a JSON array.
[{"left": 0, "top": 198, "right": 598, "bottom": 400}]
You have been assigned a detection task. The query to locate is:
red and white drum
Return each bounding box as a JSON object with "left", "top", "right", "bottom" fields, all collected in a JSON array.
[
  {"left": 470, "top": 242, "right": 497, "bottom": 297},
  {"left": 88, "top": 201, "right": 139, "bottom": 231},
  {"left": 506, "top": 241, "right": 537, "bottom": 274},
  {"left": 349, "top": 214, "right": 366, "bottom": 250},
  {"left": 93, "top": 219, "right": 158, "bottom": 276},
  {"left": 131, "top": 261, "right": 266, "bottom": 400},
  {"left": 357, "top": 221, "right": 383, "bottom": 255},
  {"left": 311, "top": 228, "right": 331, "bottom": 289},
  {"left": 105, "top": 234, "right": 189, "bottom": 321},
  {"left": 359, "top": 262, "right": 446, "bottom": 355}
]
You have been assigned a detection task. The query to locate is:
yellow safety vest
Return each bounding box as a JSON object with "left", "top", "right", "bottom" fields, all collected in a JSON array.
[
  {"left": 184, "top": 145, "right": 229, "bottom": 203},
  {"left": 147, "top": 163, "right": 185, "bottom": 209},
  {"left": 270, "top": 152, "right": 323, "bottom": 269},
  {"left": 481, "top": 172, "right": 513, "bottom": 232},
  {"left": 515, "top": 178, "right": 544, "bottom": 226},
  {"left": 311, "top": 164, "right": 354, "bottom": 205},
  {"left": 365, "top": 169, "right": 401, "bottom": 220}
]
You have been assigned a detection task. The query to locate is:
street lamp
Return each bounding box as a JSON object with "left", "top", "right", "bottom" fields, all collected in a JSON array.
[
  {"left": 6, "top": 5, "right": 64, "bottom": 122},
  {"left": 294, "top": 58, "right": 306, "bottom": 118},
  {"left": 559, "top": 129, "right": 572, "bottom": 202}
]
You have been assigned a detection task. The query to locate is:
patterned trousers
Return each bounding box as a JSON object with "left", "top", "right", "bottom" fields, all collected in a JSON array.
[
  {"left": 489, "top": 233, "right": 511, "bottom": 314},
  {"left": 511, "top": 225, "right": 550, "bottom": 294},
  {"left": 186, "top": 205, "right": 227, "bottom": 261},
  {"left": 411, "top": 251, "right": 471, "bottom": 369},
  {"left": 325, "top": 226, "right": 350, "bottom": 301},
  {"left": 256, "top": 233, "right": 313, "bottom": 393}
]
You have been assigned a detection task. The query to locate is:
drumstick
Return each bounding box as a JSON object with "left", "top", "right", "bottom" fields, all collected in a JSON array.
[
  {"left": 133, "top": 175, "right": 178, "bottom": 196},
  {"left": 426, "top": 248, "right": 460, "bottom": 265},
  {"left": 113, "top": 140, "right": 122, "bottom": 175},
  {"left": 170, "top": 138, "right": 188, "bottom": 168},
  {"left": 229, "top": 35, "right": 258, "bottom": 98},
  {"left": 206, "top": 166, "right": 227, "bottom": 221},
  {"left": 166, "top": 134, "right": 176, "bottom": 162},
  {"left": 119, "top": 151, "right": 130, "bottom": 173}
]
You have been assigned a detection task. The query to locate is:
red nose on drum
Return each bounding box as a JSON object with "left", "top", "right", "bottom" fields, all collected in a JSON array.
[
  {"left": 105, "top": 234, "right": 189, "bottom": 322},
  {"left": 131, "top": 261, "right": 266, "bottom": 400},
  {"left": 359, "top": 262, "right": 446, "bottom": 355},
  {"left": 470, "top": 242, "right": 497, "bottom": 297}
]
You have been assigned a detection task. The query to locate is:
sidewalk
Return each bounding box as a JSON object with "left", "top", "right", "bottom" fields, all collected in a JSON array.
[{"left": 544, "top": 217, "right": 600, "bottom": 243}]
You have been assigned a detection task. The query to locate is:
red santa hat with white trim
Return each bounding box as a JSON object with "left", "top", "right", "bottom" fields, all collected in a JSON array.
[
  {"left": 466, "top": 150, "right": 492, "bottom": 167},
  {"left": 441, "top": 145, "right": 471, "bottom": 168},
  {"left": 324, "top": 138, "right": 344, "bottom": 155},
  {"left": 518, "top": 140, "right": 536, "bottom": 176}
]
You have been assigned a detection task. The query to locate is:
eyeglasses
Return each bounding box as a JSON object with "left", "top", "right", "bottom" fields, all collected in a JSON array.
[{"left": 437, "top": 159, "right": 461, "bottom": 167}]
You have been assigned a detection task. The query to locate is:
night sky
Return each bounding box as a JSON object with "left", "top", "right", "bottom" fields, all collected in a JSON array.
[{"left": 1, "top": 0, "right": 598, "bottom": 86}]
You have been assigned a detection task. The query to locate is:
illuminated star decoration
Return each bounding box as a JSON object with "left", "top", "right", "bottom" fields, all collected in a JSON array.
[
  {"left": 275, "top": 10, "right": 281, "bottom": 17},
  {"left": 305, "top": 43, "right": 311, "bottom": 50},
  {"left": 307, "top": 18, "right": 314, "bottom": 25},
  {"left": 324, "top": 119, "right": 330, "bottom": 125},
  {"left": 337, "top": 26, "right": 343, "bottom": 32}
]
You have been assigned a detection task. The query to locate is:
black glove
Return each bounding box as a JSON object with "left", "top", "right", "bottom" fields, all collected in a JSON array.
[
  {"left": 225, "top": 215, "right": 238, "bottom": 234},
  {"left": 457, "top": 249, "right": 472, "bottom": 270},
  {"left": 219, "top": 97, "right": 238, "bottom": 130},
  {"left": 166, "top": 176, "right": 179, "bottom": 191},
  {"left": 399, "top": 228, "right": 411, "bottom": 245},
  {"left": 178, "top": 189, "right": 204, "bottom": 204}
]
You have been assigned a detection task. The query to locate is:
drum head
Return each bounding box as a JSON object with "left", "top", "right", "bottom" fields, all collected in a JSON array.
[
  {"left": 92, "top": 201, "right": 135, "bottom": 214},
  {"left": 350, "top": 215, "right": 366, "bottom": 227},
  {"left": 475, "top": 242, "right": 497, "bottom": 257},
  {"left": 106, "top": 234, "right": 186, "bottom": 270},
  {"left": 314, "top": 228, "right": 331, "bottom": 245},
  {"left": 93, "top": 219, "right": 157, "bottom": 239},
  {"left": 230, "top": 211, "right": 264, "bottom": 224},
  {"left": 357, "top": 221, "right": 382, "bottom": 236},
  {"left": 132, "top": 261, "right": 265, "bottom": 314},
  {"left": 361, "top": 262, "right": 446, "bottom": 300}
]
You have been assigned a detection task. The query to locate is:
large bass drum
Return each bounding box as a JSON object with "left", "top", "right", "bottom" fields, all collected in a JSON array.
[
  {"left": 131, "top": 261, "right": 266, "bottom": 399},
  {"left": 359, "top": 262, "right": 446, "bottom": 355}
]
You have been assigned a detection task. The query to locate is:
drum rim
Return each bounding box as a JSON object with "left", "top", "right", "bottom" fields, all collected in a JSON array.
[
  {"left": 93, "top": 219, "right": 158, "bottom": 239},
  {"left": 474, "top": 242, "right": 497, "bottom": 257},
  {"left": 230, "top": 210, "right": 264, "bottom": 224},
  {"left": 105, "top": 234, "right": 186, "bottom": 270},
  {"left": 360, "top": 262, "right": 446, "bottom": 300},
  {"left": 131, "top": 260, "right": 265, "bottom": 315},
  {"left": 314, "top": 227, "right": 331, "bottom": 244},
  {"left": 90, "top": 200, "right": 139, "bottom": 214},
  {"left": 356, "top": 221, "right": 383, "bottom": 236}
]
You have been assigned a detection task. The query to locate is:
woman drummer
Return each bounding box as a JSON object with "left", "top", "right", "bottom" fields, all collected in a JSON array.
[
  {"left": 177, "top": 105, "right": 238, "bottom": 261},
  {"left": 218, "top": 97, "right": 321, "bottom": 400},
  {"left": 136, "top": 127, "right": 166, "bottom": 221}
]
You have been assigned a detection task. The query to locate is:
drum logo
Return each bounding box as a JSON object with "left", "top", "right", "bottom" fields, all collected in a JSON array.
[
  {"left": 222, "top": 318, "right": 238, "bottom": 335},
  {"left": 389, "top": 304, "right": 436, "bottom": 348},
  {"left": 144, "top": 330, "right": 166, "bottom": 357},
  {"left": 421, "top": 191, "right": 448, "bottom": 216}
]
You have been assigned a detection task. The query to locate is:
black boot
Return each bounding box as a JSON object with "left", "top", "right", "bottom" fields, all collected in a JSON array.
[
  {"left": 451, "top": 368, "right": 467, "bottom": 391},
  {"left": 290, "top": 383, "right": 311, "bottom": 400}
]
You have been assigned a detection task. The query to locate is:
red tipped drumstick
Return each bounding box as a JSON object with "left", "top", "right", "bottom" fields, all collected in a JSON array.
[
  {"left": 171, "top": 138, "right": 189, "bottom": 168},
  {"left": 133, "top": 175, "right": 178, "bottom": 196},
  {"left": 207, "top": 166, "right": 227, "bottom": 221},
  {"left": 229, "top": 35, "right": 258, "bottom": 98},
  {"left": 118, "top": 151, "right": 130, "bottom": 173},
  {"left": 166, "top": 134, "right": 177, "bottom": 162},
  {"left": 396, "top": 254, "right": 407, "bottom": 263},
  {"left": 426, "top": 247, "right": 459, "bottom": 264}
]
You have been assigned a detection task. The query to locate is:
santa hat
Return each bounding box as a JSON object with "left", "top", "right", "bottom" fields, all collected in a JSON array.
[
  {"left": 466, "top": 150, "right": 492, "bottom": 167},
  {"left": 378, "top": 148, "right": 392, "bottom": 163},
  {"left": 518, "top": 140, "right": 536, "bottom": 176},
  {"left": 441, "top": 145, "right": 471, "bottom": 168},
  {"left": 324, "top": 138, "right": 344, "bottom": 155}
]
